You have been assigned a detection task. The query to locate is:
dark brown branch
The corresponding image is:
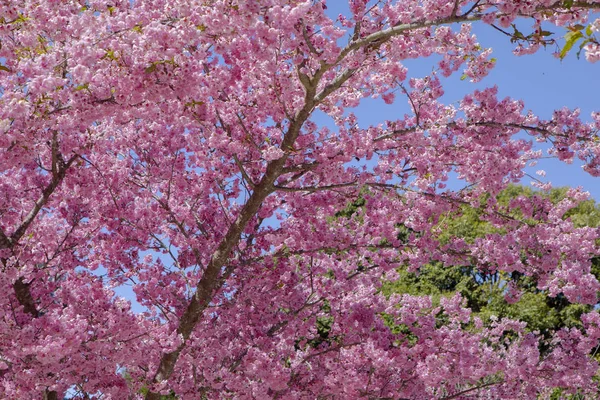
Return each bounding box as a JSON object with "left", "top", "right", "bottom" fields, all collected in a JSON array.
[
  {"left": 281, "top": 161, "right": 319, "bottom": 174},
  {"left": 235, "top": 113, "right": 261, "bottom": 150},
  {"left": 13, "top": 276, "right": 58, "bottom": 400},
  {"left": 490, "top": 23, "right": 514, "bottom": 38},
  {"left": 13, "top": 278, "right": 40, "bottom": 318},
  {"left": 4, "top": 138, "right": 76, "bottom": 400},
  {"left": 451, "top": 0, "right": 461, "bottom": 17},
  {"left": 460, "top": 0, "right": 482, "bottom": 18},
  {"left": 372, "top": 119, "right": 589, "bottom": 143},
  {"left": 314, "top": 67, "right": 359, "bottom": 103},
  {"left": 11, "top": 153, "right": 77, "bottom": 244},
  {"left": 301, "top": 22, "right": 321, "bottom": 56},
  {"left": 440, "top": 379, "right": 504, "bottom": 400},
  {"left": 233, "top": 154, "right": 256, "bottom": 188},
  {"left": 300, "top": 341, "right": 360, "bottom": 364},
  {"left": 274, "top": 181, "right": 357, "bottom": 193},
  {"left": 43, "top": 390, "right": 58, "bottom": 400},
  {"left": 0, "top": 229, "right": 12, "bottom": 250}
]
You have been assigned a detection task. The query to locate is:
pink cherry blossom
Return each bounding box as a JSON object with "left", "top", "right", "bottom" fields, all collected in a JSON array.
[{"left": 0, "top": 1, "right": 600, "bottom": 399}]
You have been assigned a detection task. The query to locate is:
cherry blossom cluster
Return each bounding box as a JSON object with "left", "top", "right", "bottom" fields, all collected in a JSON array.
[{"left": 0, "top": 0, "right": 600, "bottom": 398}]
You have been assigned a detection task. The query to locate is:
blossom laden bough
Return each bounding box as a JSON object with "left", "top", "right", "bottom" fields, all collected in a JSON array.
[{"left": 1, "top": 0, "right": 600, "bottom": 398}]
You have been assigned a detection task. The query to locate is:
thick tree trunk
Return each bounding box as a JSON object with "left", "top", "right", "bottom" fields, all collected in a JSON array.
[
  {"left": 43, "top": 389, "right": 58, "bottom": 400},
  {"left": 145, "top": 86, "right": 320, "bottom": 399},
  {"left": 14, "top": 278, "right": 59, "bottom": 400},
  {"left": 2, "top": 143, "right": 76, "bottom": 400}
]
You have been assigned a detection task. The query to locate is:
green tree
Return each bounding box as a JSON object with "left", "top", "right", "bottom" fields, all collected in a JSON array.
[{"left": 381, "top": 184, "right": 600, "bottom": 344}]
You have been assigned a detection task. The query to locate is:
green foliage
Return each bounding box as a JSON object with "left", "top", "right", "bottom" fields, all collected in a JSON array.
[
  {"left": 561, "top": 29, "right": 584, "bottom": 59},
  {"left": 329, "top": 184, "right": 600, "bottom": 383},
  {"left": 123, "top": 371, "right": 179, "bottom": 399},
  {"left": 295, "top": 299, "right": 338, "bottom": 350},
  {"left": 548, "top": 387, "right": 591, "bottom": 400},
  {"left": 334, "top": 196, "right": 365, "bottom": 219},
  {"left": 384, "top": 185, "right": 600, "bottom": 340},
  {"left": 559, "top": 23, "right": 599, "bottom": 60}
]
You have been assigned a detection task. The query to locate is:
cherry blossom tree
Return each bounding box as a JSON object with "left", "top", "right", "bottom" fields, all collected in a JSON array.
[{"left": 2, "top": 0, "right": 600, "bottom": 398}]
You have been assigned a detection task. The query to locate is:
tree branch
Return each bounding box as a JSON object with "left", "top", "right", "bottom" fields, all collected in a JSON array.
[
  {"left": 11, "top": 153, "right": 77, "bottom": 244},
  {"left": 2, "top": 138, "right": 76, "bottom": 400},
  {"left": 440, "top": 379, "right": 504, "bottom": 400},
  {"left": 0, "top": 229, "right": 12, "bottom": 250},
  {"left": 13, "top": 277, "right": 40, "bottom": 318},
  {"left": 146, "top": 49, "right": 324, "bottom": 400},
  {"left": 273, "top": 181, "right": 357, "bottom": 193},
  {"left": 373, "top": 119, "right": 590, "bottom": 142},
  {"left": 233, "top": 154, "right": 256, "bottom": 189}
]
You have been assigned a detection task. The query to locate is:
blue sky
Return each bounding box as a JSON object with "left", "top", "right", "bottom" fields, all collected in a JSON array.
[{"left": 323, "top": 2, "right": 600, "bottom": 199}]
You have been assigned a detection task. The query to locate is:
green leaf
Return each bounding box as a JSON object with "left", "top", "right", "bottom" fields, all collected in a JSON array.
[
  {"left": 13, "top": 14, "right": 31, "bottom": 24},
  {"left": 102, "top": 49, "right": 118, "bottom": 61},
  {"left": 460, "top": 74, "right": 469, "bottom": 81},
  {"left": 74, "top": 83, "right": 89, "bottom": 91},
  {"left": 511, "top": 24, "right": 525, "bottom": 41},
  {"left": 560, "top": 30, "right": 583, "bottom": 59},
  {"left": 540, "top": 30, "right": 554, "bottom": 37},
  {"left": 576, "top": 38, "right": 591, "bottom": 59},
  {"left": 144, "top": 64, "right": 157, "bottom": 74},
  {"left": 586, "top": 24, "right": 594, "bottom": 36},
  {"left": 185, "top": 100, "right": 205, "bottom": 108},
  {"left": 571, "top": 24, "right": 585, "bottom": 31},
  {"left": 564, "top": 0, "right": 574, "bottom": 8}
]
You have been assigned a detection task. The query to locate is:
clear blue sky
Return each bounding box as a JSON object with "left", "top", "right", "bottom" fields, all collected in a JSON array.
[{"left": 324, "top": 2, "right": 600, "bottom": 199}]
